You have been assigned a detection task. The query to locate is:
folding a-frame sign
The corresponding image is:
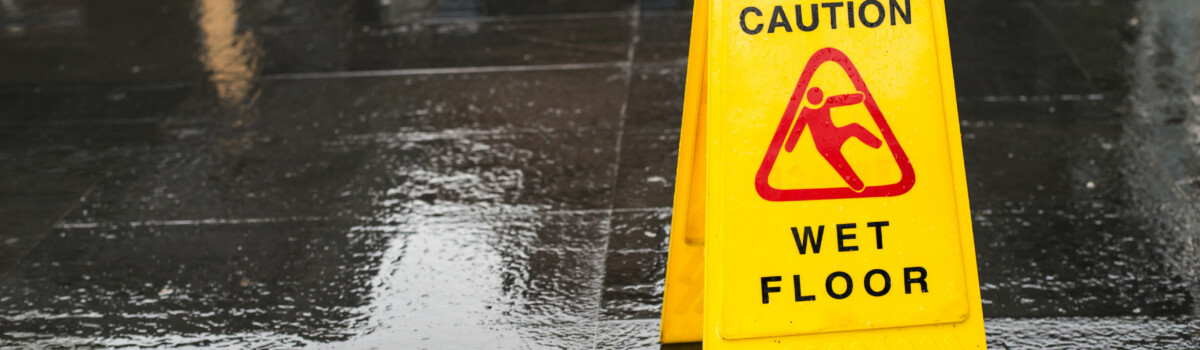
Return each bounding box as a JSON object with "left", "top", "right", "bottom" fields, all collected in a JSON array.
[{"left": 661, "top": 0, "right": 986, "bottom": 348}]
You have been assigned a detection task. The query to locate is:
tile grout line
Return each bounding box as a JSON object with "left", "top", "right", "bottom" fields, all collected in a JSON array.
[
  {"left": 370, "top": 8, "right": 690, "bottom": 26},
  {"left": 0, "top": 60, "right": 689, "bottom": 94},
  {"left": 260, "top": 62, "right": 626, "bottom": 81},
  {"left": 55, "top": 216, "right": 333, "bottom": 229},
  {"left": 0, "top": 161, "right": 113, "bottom": 276},
  {"left": 594, "top": 1, "right": 642, "bottom": 348},
  {"left": 415, "top": 10, "right": 632, "bottom": 25},
  {"left": 961, "top": 93, "right": 1109, "bottom": 103},
  {"left": 52, "top": 207, "right": 674, "bottom": 229},
  {"left": 1022, "top": 1, "right": 1096, "bottom": 90},
  {"left": 0, "top": 9, "right": 694, "bottom": 91}
]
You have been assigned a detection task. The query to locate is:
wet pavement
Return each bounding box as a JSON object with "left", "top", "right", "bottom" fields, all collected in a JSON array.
[{"left": 2, "top": 0, "right": 1200, "bottom": 348}]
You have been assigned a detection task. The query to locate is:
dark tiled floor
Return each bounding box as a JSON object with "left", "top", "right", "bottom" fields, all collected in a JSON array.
[{"left": 2, "top": 0, "right": 1200, "bottom": 348}]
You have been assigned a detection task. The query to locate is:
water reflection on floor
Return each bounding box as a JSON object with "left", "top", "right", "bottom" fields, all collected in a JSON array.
[{"left": 1, "top": 0, "right": 1199, "bottom": 348}]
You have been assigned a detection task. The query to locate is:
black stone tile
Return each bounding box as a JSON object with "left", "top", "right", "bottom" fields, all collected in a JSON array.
[
  {"left": 0, "top": 123, "right": 160, "bottom": 156},
  {"left": 973, "top": 201, "right": 1194, "bottom": 317},
  {"left": 661, "top": 342, "right": 704, "bottom": 350},
  {"left": 0, "top": 1, "right": 638, "bottom": 85},
  {"left": 601, "top": 281, "right": 663, "bottom": 321},
  {"left": 0, "top": 85, "right": 191, "bottom": 123},
  {"left": 0, "top": 1, "right": 207, "bottom": 85},
  {"left": 63, "top": 128, "right": 620, "bottom": 224},
  {"left": 945, "top": 0, "right": 1111, "bottom": 58},
  {"left": 257, "top": 15, "right": 634, "bottom": 75},
  {"left": 0, "top": 221, "right": 387, "bottom": 343},
  {"left": 341, "top": 212, "right": 610, "bottom": 340},
  {"left": 357, "top": 130, "right": 621, "bottom": 211},
  {"left": 607, "top": 210, "right": 672, "bottom": 253},
  {"left": 624, "top": 63, "right": 686, "bottom": 131},
  {"left": 598, "top": 209, "right": 672, "bottom": 321},
  {"left": 237, "top": 68, "right": 630, "bottom": 133},
  {"left": 343, "top": 322, "right": 596, "bottom": 349},
  {"left": 961, "top": 114, "right": 1133, "bottom": 206},
  {"left": 947, "top": 1, "right": 1101, "bottom": 96},
  {"left": 600, "top": 250, "right": 666, "bottom": 320},
  {"left": 426, "top": 0, "right": 635, "bottom": 17},
  {"left": 1023, "top": 1, "right": 1136, "bottom": 93},
  {"left": 0, "top": 101, "right": 167, "bottom": 274},
  {"left": 1063, "top": 120, "right": 1132, "bottom": 203},
  {"left": 502, "top": 211, "right": 614, "bottom": 249},
  {"left": 1122, "top": 120, "right": 1200, "bottom": 205},
  {"left": 1134, "top": 201, "right": 1200, "bottom": 301},
  {"left": 641, "top": 0, "right": 692, "bottom": 12},
  {"left": 600, "top": 211, "right": 671, "bottom": 321},
  {"left": 962, "top": 118, "right": 1072, "bottom": 205},
  {"left": 28, "top": 67, "right": 630, "bottom": 224},
  {"left": 3, "top": 68, "right": 632, "bottom": 141},
  {"left": 634, "top": 11, "right": 691, "bottom": 64},
  {"left": 612, "top": 130, "right": 679, "bottom": 209},
  {"left": 954, "top": 52, "right": 1097, "bottom": 97},
  {"left": 957, "top": 96, "right": 1122, "bottom": 123},
  {"left": 602, "top": 250, "right": 666, "bottom": 291},
  {"left": 947, "top": 1, "right": 1067, "bottom": 57},
  {"left": 509, "top": 323, "right": 598, "bottom": 349},
  {"left": 0, "top": 66, "right": 629, "bottom": 148},
  {"left": 0, "top": 211, "right": 610, "bottom": 345},
  {"left": 985, "top": 316, "right": 1200, "bottom": 349},
  {"left": 515, "top": 248, "right": 607, "bottom": 324},
  {"left": 0, "top": 122, "right": 154, "bottom": 271},
  {"left": 0, "top": 124, "right": 155, "bottom": 196},
  {"left": 0, "top": 194, "right": 79, "bottom": 274},
  {"left": 594, "top": 319, "right": 662, "bottom": 350}
]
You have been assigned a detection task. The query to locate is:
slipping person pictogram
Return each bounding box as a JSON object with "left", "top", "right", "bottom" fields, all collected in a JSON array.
[
  {"left": 784, "top": 87, "right": 882, "bottom": 192},
  {"left": 755, "top": 48, "right": 915, "bottom": 201}
]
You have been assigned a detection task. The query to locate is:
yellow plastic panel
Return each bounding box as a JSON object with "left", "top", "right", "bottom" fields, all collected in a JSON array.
[
  {"left": 659, "top": 0, "right": 709, "bottom": 343},
  {"left": 702, "top": 0, "right": 985, "bottom": 347}
]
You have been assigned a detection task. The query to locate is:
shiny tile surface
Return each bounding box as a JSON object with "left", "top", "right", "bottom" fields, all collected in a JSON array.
[{"left": 3, "top": 0, "right": 1200, "bottom": 348}]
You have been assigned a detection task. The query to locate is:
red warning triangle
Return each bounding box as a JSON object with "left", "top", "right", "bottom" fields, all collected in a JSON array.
[{"left": 755, "top": 48, "right": 915, "bottom": 202}]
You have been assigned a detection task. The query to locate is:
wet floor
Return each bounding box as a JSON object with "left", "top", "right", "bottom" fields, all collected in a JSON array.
[{"left": 2, "top": 0, "right": 1200, "bottom": 348}]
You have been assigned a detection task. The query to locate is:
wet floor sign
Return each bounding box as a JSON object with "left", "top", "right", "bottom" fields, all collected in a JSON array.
[{"left": 661, "top": 0, "right": 985, "bottom": 348}]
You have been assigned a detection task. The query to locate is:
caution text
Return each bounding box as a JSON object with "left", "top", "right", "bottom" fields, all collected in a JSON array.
[{"left": 740, "top": 0, "right": 912, "bottom": 35}]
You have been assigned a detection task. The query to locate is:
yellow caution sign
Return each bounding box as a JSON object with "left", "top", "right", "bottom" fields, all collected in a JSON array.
[{"left": 661, "top": 0, "right": 985, "bottom": 348}]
